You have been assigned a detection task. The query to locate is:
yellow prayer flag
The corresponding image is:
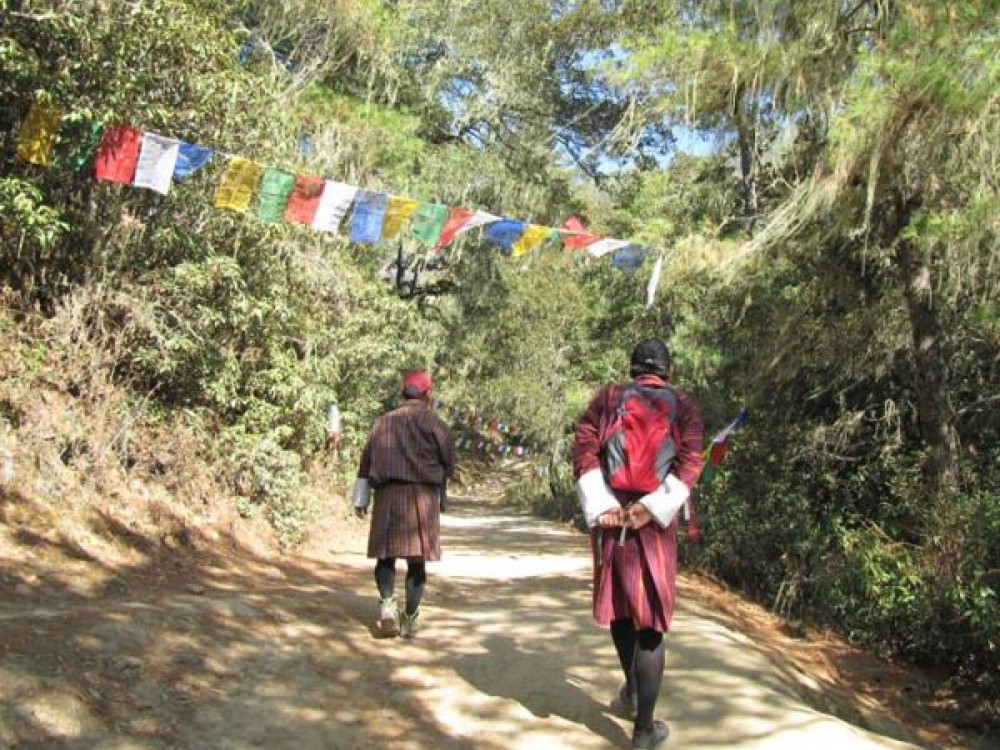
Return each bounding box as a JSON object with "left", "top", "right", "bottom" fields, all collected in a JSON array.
[
  {"left": 214, "top": 157, "right": 265, "bottom": 211},
  {"left": 16, "top": 97, "right": 62, "bottom": 166},
  {"left": 512, "top": 224, "right": 550, "bottom": 258},
  {"left": 383, "top": 197, "right": 420, "bottom": 239}
]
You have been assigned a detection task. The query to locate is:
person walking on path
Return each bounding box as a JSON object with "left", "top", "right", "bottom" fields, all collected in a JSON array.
[
  {"left": 573, "top": 339, "right": 705, "bottom": 749},
  {"left": 353, "top": 369, "right": 455, "bottom": 638}
]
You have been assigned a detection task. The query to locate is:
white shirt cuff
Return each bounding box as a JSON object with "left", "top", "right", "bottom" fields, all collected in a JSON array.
[
  {"left": 576, "top": 469, "right": 620, "bottom": 527},
  {"left": 352, "top": 478, "right": 371, "bottom": 509},
  {"left": 639, "top": 474, "right": 690, "bottom": 528}
]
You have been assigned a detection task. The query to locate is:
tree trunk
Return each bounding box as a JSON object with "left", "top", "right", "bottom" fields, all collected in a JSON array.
[
  {"left": 896, "top": 234, "right": 961, "bottom": 496},
  {"left": 733, "top": 84, "right": 758, "bottom": 219}
]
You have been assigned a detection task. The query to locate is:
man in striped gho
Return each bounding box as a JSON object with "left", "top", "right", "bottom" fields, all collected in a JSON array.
[
  {"left": 352, "top": 369, "right": 455, "bottom": 638},
  {"left": 573, "top": 339, "right": 705, "bottom": 749}
]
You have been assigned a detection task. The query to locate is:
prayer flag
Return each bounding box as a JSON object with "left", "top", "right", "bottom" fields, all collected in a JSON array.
[
  {"left": 312, "top": 181, "right": 358, "bottom": 233},
  {"left": 611, "top": 244, "right": 648, "bottom": 273},
  {"left": 585, "top": 238, "right": 629, "bottom": 258},
  {"left": 484, "top": 219, "right": 527, "bottom": 255},
  {"left": 383, "top": 197, "right": 420, "bottom": 238},
  {"left": 257, "top": 167, "right": 295, "bottom": 223},
  {"left": 512, "top": 224, "right": 550, "bottom": 257},
  {"left": 436, "top": 208, "right": 475, "bottom": 249},
  {"left": 95, "top": 124, "right": 143, "bottom": 184},
  {"left": 214, "top": 157, "right": 264, "bottom": 211},
  {"left": 284, "top": 175, "right": 326, "bottom": 225},
  {"left": 16, "top": 97, "right": 61, "bottom": 166},
  {"left": 173, "top": 142, "right": 214, "bottom": 180},
  {"left": 411, "top": 202, "right": 449, "bottom": 245},
  {"left": 561, "top": 216, "right": 602, "bottom": 249},
  {"left": 350, "top": 190, "right": 390, "bottom": 243},
  {"left": 132, "top": 133, "right": 180, "bottom": 195},
  {"left": 646, "top": 254, "right": 664, "bottom": 309}
]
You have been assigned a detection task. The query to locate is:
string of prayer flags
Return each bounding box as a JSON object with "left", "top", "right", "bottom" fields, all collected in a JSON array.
[
  {"left": 16, "top": 96, "right": 61, "bottom": 166},
  {"left": 173, "top": 142, "right": 214, "bottom": 180},
  {"left": 383, "top": 197, "right": 420, "bottom": 239},
  {"left": 646, "top": 253, "right": 664, "bottom": 309},
  {"left": 512, "top": 224, "right": 550, "bottom": 257},
  {"left": 215, "top": 157, "right": 265, "bottom": 211},
  {"left": 312, "top": 181, "right": 358, "bottom": 232},
  {"left": 411, "top": 202, "right": 450, "bottom": 246},
  {"left": 95, "top": 124, "right": 143, "bottom": 184},
  {"left": 484, "top": 219, "right": 527, "bottom": 255},
  {"left": 350, "top": 190, "right": 390, "bottom": 243},
  {"left": 284, "top": 175, "right": 325, "bottom": 225},
  {"left": 257, "top": 168, "right": 295, "bottom": 223},
  {"left": 133, "top": 133, "right": 180, "bottom": 195},
  {"left": 561, "top": 216, "right": 602, "bottom": 250},
  {"left": 611, "top": 244, "right": 648, "bottom": 273},
  {"left": 16, "top": 105, "right": 661, "bottom": 269}
]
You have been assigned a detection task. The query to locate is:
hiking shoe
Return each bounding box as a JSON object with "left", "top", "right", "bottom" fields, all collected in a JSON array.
[
  {"left": 632, "top": 720, "right": 669, "bottom": 749},
  {"left": 399, "top": 610, "right": 420, "bottom": 639},
  {"left": 377, "top": 597, "right": 399, "bottom": 637},
  {"left": 611, "top": 682, "right": 637, "bottom": 719}
]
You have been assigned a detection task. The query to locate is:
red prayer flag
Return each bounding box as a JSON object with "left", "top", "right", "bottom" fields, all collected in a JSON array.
[
  {"left": 285, "top": 175, "right": 326, "bottom": 224},
  {"left": 436, "top": 207, "right": 475, "bottom": 249},
  {"left": 560, "top": 216, "right": 602, "bottom": 250},
  {"left": 709, "top": 440, "right": 729, "bottom": 468},
  {"left": 95, "top": 124, "right": 143, "bottom": 184}
]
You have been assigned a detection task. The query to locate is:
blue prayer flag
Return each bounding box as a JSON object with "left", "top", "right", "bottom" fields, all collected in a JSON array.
[
  {"left": 349, "top": 190, "right": 390, "bottom": 244},
  {"left": 611, "top": 244, "right": 649, "bottom": 273},
  {"left": 173, "top": 142, "right": 214, "bottom": 180},
  {"left": 483, "top": 219, "right": 527, "bottom": 255}
]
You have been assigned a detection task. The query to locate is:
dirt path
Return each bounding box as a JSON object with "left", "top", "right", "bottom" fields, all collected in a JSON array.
[{"left": 0, "top": 475, "right": 972, "bottom": 749}]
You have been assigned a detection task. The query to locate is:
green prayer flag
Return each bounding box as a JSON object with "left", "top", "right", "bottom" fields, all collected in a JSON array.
[
  {"left": 701, "top": 463, "right": 719, "bottom": 484},
  {"left": 411, "top": 202, "right": 449, "bottom": 245},
  {"left": 257, "top": 168, "right": 295, "bottom": 223}
]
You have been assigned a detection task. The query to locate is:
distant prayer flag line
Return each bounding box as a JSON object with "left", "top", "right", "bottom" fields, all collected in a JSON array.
[{"left": 22, "top": 111, "right": 656, "bottom": 260}]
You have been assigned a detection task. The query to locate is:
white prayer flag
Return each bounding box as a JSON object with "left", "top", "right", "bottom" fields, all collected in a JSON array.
[
  {"left": 457, "top": 211, "right": 501, "bottom": 236},
  {"left": 586, "top": 238, "right": 629, "bottom": 258},
  {"left": 646, "top": 254, "right": 664, "bottom": 309},
  {"left": 132, "top": 133, "right": 180, "bottom": 195},
  {"left": 313, "top": 181, "right": 359, "bottom": 233}
]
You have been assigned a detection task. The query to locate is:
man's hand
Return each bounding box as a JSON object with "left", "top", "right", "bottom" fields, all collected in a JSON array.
[
  {"left": 354, "top": 506, "right": 368, "bottom": 520},
  {"left": 596, "top": 507, "right": 625, "bottom": 528},
  {"left": 627, "top": 503, "right": 654, "bottom": 530}
]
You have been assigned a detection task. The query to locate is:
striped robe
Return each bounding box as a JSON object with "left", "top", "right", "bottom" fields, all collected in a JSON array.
[
  {"left": 573, "top": 375, "right": 704, "bottom": 632},
  {"left": 359, "top": 399, "right": 455, "bottom": 561}
]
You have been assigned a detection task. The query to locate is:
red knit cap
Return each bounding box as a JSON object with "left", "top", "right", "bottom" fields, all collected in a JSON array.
[{"left": 403, "top": 369, "right": 433, "bottom": 395}]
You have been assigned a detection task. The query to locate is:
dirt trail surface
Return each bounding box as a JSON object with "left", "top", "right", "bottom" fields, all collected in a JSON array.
[{"left": 0, "top": 474, "right": 989, "bottom": 749}]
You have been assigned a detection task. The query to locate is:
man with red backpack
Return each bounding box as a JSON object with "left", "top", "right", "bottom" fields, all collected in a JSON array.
[{"left": 573, "top": 339, "right": 705, "bottom": 749}]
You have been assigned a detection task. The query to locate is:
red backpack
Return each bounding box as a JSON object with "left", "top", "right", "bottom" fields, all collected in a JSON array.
[{"left": 602, "top": 383, "right": 679, "bottom": 494}]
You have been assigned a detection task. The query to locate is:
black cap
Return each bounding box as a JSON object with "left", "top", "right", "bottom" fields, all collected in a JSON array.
[{"left": 630, "top": 338, "right": 671, "bottom": 377}]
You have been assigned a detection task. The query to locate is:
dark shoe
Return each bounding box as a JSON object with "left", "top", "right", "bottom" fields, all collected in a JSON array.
[
  {"left": 632, "top": 720, "right": 669, "bottom": 749},
  {"left": 610, "top": 682, "right": 637, "bottom": 719}
]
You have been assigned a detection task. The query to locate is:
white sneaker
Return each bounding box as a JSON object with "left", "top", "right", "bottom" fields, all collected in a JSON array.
[
  {"left": 399, "top": 610, "right": 420, "bottom": 638},
  {"left": 377, "top": 597, "right": 399, "bottom": 637}
]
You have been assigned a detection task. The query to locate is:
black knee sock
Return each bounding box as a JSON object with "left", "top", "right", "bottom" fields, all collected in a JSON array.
[
  {"left": 610, "top": 619, "right": 638, "bottom": 698},
  {"left": 404, "top": 561, "right": 426, "bottom": 615},
  {"left": 375, "top": 558, "right": 395, "bottom": 600},
  {"left": 633, "top": 628, "right": 665, "bottom": 732}
]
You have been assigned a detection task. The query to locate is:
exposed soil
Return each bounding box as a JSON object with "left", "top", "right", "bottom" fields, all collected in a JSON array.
[{"left": 1, "top": 468, "right": 997, "bottom": 749}]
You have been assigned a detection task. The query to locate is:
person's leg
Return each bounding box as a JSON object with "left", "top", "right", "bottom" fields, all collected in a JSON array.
[
  {"left": 610, "top": 618, "right": 638, "bottom": 692},
  {"left": 633, "top": 628, "right": 666, "bottom": 733},
  {"left": 374, "top": 557, "right": 396, "bottom": 599},
  {"left": 404, "top": 560, "right": 426, "bottom": 616}
]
